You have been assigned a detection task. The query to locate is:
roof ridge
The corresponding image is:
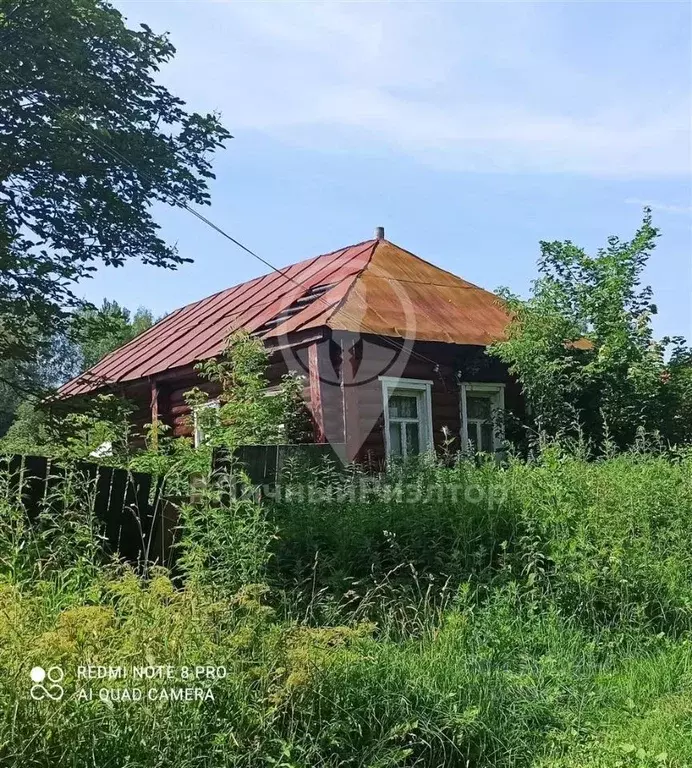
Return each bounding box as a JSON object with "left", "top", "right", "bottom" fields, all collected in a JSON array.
[
  {"left": 317, "top": 240, "right": 379, "bottom": 326},
  {"left": 156, "top": 238, "right": 380, "bottom": 315},
  {"left": 65, "top": 239, "right": 379, "bottom": 388},
  {"left": 58, "top": 236, "right": 511, "bottom": 397}
]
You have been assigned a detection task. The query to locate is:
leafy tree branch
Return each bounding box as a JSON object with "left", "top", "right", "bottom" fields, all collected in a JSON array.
[{"left": 0, "top": 0, "right": 231, "bottom": 364}]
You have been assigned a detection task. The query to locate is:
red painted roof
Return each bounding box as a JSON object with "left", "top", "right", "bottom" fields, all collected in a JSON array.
[{"left": 59, "top": 238, "right": 510, "bottom": 396}]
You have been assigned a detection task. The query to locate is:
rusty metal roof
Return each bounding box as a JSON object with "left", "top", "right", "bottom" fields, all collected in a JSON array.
[
  {"left": 59, "top": 238, "right": 510, "bottom": 396},
  {"left": 327, "top": 240, "right": 510, "bottom": 346}
]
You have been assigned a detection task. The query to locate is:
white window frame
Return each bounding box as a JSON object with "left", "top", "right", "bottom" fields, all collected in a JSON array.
[
  {"left": 380, "top": 377, "right": 434, "bottom": 460},
  {"left": 460, "top": 382, "right": 505, "bottom": 453},
  {"left": 193, "top": 400, "right": 220, "bottom": 448}
]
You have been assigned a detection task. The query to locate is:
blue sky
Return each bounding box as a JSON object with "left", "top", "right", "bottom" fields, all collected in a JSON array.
[{"left": 86, "top": 0, "right": 691, "bottom": 339}]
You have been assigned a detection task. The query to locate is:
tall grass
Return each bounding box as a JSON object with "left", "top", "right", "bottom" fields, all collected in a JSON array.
[
  {"left": 1, "top": 447, "right": 691, "bottom": 766},
  {"left": 504, "top": 448, "right": 692, "bottom": 633},
  {"left": 269, "top": 448, "right": 692, "bottom": 634}
]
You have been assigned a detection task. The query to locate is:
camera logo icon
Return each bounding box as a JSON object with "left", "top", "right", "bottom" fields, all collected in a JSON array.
[{"left": 30, "top": 666, "right": 64, "bottom": 701}]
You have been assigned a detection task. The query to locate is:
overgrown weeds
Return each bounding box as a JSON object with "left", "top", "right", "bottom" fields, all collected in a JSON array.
[
  {"left": 1, "top": 446, "right": 692, "bottom": 766},
  {"left": 268, "top": 447, "right": 692, "bottom": 636}
]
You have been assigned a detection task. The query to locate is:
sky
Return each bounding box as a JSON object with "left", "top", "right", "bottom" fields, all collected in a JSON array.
[{"left": 85, "top": 0, "right": 692, "bottom": 339}]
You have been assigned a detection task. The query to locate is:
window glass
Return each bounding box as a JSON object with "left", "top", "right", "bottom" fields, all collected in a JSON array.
[
  {"left": 388, "top": 394, "right": 418, "bottom": 419},
  {"left": 405, "top": 422, "right": 420, "bottom": 455},
  {"left": 389, "top": 423, "right": 403, "bottom": 457},
  {"left": 382, "top": 380, "right": 432, "bottom": 460},
  {"left": 466, "top": 422, "right": 477, "bottom": 449},
  {"left": 193, "top": 401, "right": 220, "bottom": 448},
  {"left": 466, "top": 394, "right": 492, "bottom": 420},
  {"left": 481, "top": 423, "right": 494, "bottom": 453},
  {"left": 461, "top": 385, "right": 504, "bottom": 454}
]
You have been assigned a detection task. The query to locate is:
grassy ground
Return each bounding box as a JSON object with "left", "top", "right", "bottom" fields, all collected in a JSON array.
[{"left": 1, "top": 448, "right": 691, "bottom": 767}]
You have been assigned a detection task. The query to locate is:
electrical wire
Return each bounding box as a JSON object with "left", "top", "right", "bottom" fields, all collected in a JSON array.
[{"left": 1, "top": 67, "right": 444, "bottom": 371}]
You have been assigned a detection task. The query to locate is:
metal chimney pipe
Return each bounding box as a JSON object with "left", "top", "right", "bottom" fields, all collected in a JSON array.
[{"left": 375, "top": 226, "right": 385, "bottom": 240}]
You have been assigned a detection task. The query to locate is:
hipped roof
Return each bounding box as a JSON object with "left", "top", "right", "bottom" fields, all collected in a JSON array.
[{"left": 59, "top": 238, "right": 511, "bottom": 396}]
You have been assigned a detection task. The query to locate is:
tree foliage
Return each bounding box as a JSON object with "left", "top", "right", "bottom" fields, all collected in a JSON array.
[
  {"left": 71, "top": 299, "right": 155, "bottom": 372},
  {"left": 1, "top": 392, "right": 133, "bottom": 459},
  {"left": 0, "top": 0, "right": 230, "bottom": 363},
  {"left": 0, "top": 331, "right": 79, "bottom": 435},
  {"left": 188, "top": 330, "right": 314, "bottom": 449},
  {"left": 0, "top": 299, "right": 154, "bottom": 444},
  {"left": 490, "top": 211, "right": 692, "bottom": 449}
]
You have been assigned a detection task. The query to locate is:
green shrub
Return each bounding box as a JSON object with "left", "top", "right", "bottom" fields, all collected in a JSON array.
[
  {"left": 269, "top": 456, "right": 516, "bottom": 593},
  {"left": 268, "top": 448, "right": 692, "bottom": 634},
  {"left": 2, "top": 568, "right": 690, "bottom": 767}
]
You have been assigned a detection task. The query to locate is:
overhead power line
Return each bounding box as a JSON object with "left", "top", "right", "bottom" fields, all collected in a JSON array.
[{"left": 0, "top": 68, "right": 442, "bottom": 370}]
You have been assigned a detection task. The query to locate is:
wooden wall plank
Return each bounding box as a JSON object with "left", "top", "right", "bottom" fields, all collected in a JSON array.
[
  {"left": 340, "top": 338, "right": 361, "bottom": 463},
  {"left": 308, "top": 343, "right": 326, "bottom": 443}
]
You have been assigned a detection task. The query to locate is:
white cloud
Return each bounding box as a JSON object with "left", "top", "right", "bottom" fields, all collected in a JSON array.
[
  {"left": 625, "top": 198, "right": 692, "bottom": 215},
  {"left": 116, "top": 0, "right": 691, "bottom": 177}
]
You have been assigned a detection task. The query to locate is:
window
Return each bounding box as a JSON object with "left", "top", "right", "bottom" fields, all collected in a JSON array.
[
  {"left": 460, "top": 383, "right": 505, "bottom": 453},
  {"left": 193, "top": 401, "right": 220, "bottom": 448},
  {"left": 380, "top": 377, "right": 434, "bottom": 460}
]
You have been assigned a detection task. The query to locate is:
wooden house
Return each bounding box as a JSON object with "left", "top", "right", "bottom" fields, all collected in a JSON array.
[{"left": 59, "top": 229, "right": 518, "bottom": 464}]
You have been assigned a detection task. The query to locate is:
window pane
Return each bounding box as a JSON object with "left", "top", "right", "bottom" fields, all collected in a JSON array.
[
  {"left": 466, "top": 423, "right": 477, "bottom": 450},
  {"left": 389, "top": 423, "right": 403, "bottom": 456},
  {"left": 406, "top": 422, "right": 420, "bottom": 455},
  {"left": 481, "top": 423, "right": 494, "bottom": 452},
  {"left": 194, "top": 402, "right": 220, "bottom": 447},
  {"left": 388, "top": 394, "right": 418, "bottom": 419},
  {"left": 466, "top": 394, "right": 492, "bottom": 420}
]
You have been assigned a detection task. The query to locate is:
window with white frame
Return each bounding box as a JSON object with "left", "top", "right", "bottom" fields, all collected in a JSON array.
[
  {"left": 460, "top": 383, "right": 505, "bottom": 453},
  {"left": 193, "top": 400, "right": 220, "bottom": 448},
  {"left": 380, "top": 377, "right": 434, "bottom": 460}
]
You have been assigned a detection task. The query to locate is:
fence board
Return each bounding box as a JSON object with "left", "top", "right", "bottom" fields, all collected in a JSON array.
[
  {"left": 0, "top": 454, "right": 160, "bottom": 565},
  {"left": 21, "top": 455, "right": 49, "bottom": 522},
  {"left": 120, "top": 472, "right": 152, "bottom": 561}
]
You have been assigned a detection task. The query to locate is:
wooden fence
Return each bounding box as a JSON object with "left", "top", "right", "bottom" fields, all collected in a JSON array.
[
  {"left": 213, "top": 443, "right": 347, "bottom": 488},
  {"left": 3, "top": 444, "right": 347, "bottom": 568},
  {"left": 1, "top": 454, "right": 163, "bottom": 563}
]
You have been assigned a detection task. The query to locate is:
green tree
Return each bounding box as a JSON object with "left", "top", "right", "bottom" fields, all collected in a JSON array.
[
  {"left": 128, "top": 331, "right": 314, "bottom": 488},
  {"left": 490, "top": 211, "right": 690, "bottom": 449},
  {"left": 660, "top": 340, "right": 692, "bottom": 446},
  {"left": 0, "top": 331, "right": 79, "bottom": 435},
  {"left": 0, "top": 398, "right": 51, "bottom": 453},
  {"left": 0, "top": 299, "right": 154, "bottom": 445},
  {"left": 0, "top": 0, "right": 230, "bottom": 365},
  {"left": 71, "top": 299, "right": 155, "bottom": 371},
  {"left": 0, "top": 361, "right": 41, "bottom": 436}
]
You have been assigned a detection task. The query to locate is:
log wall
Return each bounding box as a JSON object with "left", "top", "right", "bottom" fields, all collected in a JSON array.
[{"left": 118, "top": 332, "right": 519, "bottom": 463}]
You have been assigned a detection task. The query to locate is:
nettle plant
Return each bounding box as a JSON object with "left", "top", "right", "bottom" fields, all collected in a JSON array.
[{"left": 184, "top": 330, "right": 313, "bottom": 449}]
